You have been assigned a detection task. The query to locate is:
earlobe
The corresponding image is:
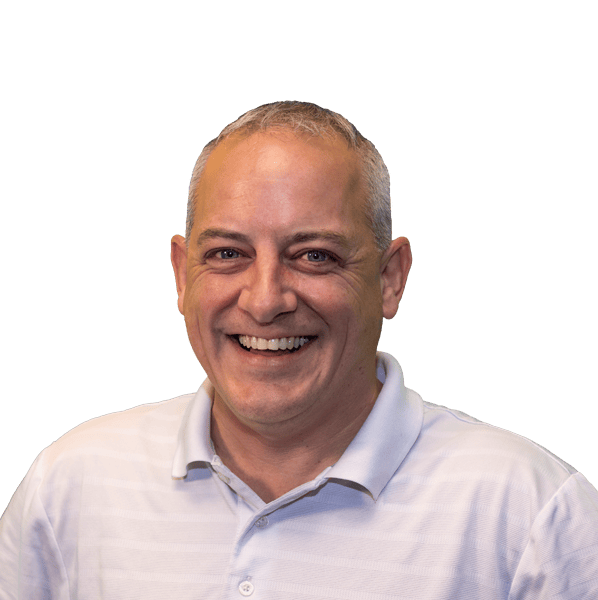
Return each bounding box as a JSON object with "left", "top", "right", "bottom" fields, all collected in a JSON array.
[
  {"left": 170, "top": 235, "right": 188, "bottom": 315},
  {"left": 380, "top": 237, "right": 412, "bottom": 320}
]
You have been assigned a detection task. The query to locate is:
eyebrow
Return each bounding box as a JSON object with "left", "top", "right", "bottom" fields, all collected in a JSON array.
[
  {"left": 286, "top": 231, "right": 352, "bottom": 249},
  {"left": 195, "top": 228, "right": 351, "bottom": 249},
  {"left": 195, "top": 228, "right": 252, "bottom": 246}
]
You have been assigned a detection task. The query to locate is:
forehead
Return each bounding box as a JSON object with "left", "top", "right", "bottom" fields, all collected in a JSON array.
[{"left": 192, "top": 131, "right": 368, "bottom": 234}]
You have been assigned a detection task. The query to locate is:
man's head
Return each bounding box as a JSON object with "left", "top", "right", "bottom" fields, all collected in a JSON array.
[
  {"left": 186, "top": 101, "right": 392, "bottom": 253},
  {"left": 171, "top": 102, "right": 411, "bottom": 438}
]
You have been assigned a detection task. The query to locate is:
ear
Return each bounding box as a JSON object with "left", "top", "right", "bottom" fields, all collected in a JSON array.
[
  {"left": 171, "top": 235, "right": 188, "bottom": 315},
  {"left": 380, "top": 237, "right": 412, "bottom": 320}
]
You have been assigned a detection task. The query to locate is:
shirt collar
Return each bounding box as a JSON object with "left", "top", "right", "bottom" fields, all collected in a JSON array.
[
  {"left": 171, "top": 379, "right": 215, "bottom": 479},
  {"left": 326, "top": 352, "right": 423, "bottom": 499},
  {"left": 172, "top": 352, "right": 423, "bottom": 498}
]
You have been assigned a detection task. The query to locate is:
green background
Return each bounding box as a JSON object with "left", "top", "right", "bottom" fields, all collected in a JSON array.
[{"left": 0, "top": 0, "right": 598, "bottom": 510}]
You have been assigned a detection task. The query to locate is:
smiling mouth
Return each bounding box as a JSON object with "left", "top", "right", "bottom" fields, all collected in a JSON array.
[{"left": 233, "top": 335, "right": 316, "bottom": 353}]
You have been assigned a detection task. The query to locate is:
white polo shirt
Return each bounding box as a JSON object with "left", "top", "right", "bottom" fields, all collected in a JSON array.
[{"left": 1, "top": 353, "right": 598, "bottom": 599}]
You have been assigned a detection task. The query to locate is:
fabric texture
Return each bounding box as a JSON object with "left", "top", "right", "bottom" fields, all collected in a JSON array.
[{"left": 1, "top": 352, "right": 597, "bottom": 599}]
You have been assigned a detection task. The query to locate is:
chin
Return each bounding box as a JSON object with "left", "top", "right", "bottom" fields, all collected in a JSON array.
[{"left": 216, "top": 383, "right": 318, "bottom": 427}]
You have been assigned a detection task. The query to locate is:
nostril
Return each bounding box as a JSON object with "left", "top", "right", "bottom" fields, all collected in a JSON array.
[{"left": 237, "top": 286, "right": 298, "bottom": 323}]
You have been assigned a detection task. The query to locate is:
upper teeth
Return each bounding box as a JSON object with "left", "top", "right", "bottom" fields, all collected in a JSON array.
[{"left": 238, "top": 335, "right": 311, "bottom": 351}]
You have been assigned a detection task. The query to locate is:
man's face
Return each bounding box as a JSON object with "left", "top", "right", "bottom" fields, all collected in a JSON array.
[{"left": 172, "top": 131, "right": 407, "bottom": 433}]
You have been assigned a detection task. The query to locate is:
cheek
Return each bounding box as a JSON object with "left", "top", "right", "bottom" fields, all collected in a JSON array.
[
  {"left": 184, "top": 273, "right": 239, "bottom": 316},
  {"left": 333, "top": 269, "right": 381, "bottom": 308},
  {"left": 182, "top": 279, "right": 235, "bottom": 355},
  {"left": 302, "top": 278, "right": 375, "bottom": 326},
  {"left": 334, "top": 279, "right": 384, "bottom": 341}
]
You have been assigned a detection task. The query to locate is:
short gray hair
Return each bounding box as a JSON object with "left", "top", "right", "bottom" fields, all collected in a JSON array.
[{"left": 186, "top": 101, "right": 391, "bottom": 251}]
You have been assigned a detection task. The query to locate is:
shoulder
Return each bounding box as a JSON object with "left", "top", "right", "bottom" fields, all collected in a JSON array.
[
  {"left": 381, "top": 397, "right": 598, "bottom": 573},
  {"left": 31, "top": 393, "right": 195, "bottom": 499},
  {"left": 419, "top": 400, "right": 575, "bottom": 478},
  {"left": 374, "top": 394, "right": 598, "bottom": 594},
  {"left": 389, "top": 396, "right": 578, "bottom": 519},
  {"left": 45, "top": 393, "right": 193, "bottom": 457}
]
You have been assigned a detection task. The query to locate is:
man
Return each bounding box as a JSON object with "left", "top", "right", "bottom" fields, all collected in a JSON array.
[{"left": 1, "top": 101, "right": 597, "bottom": 598}]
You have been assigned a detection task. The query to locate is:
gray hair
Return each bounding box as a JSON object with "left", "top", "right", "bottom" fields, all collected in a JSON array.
[{"left": 186, "top": 101, "right": 391, "bottom": 251}]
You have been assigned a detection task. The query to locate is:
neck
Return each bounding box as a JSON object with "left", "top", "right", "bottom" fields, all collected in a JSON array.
[{"left": 210, "top": 380, "right": 382, "bottom": 504}]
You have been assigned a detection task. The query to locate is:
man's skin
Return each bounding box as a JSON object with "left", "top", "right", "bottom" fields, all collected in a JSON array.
[{"left": 171, "top": 130, "right": 412, "bottom": 503}]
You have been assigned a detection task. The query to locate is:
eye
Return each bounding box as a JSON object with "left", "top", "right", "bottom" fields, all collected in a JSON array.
[
  {"left": 304, "top": 250, "right": 332, "bottom": 262},
  {"left": 216, "top": 249, "right": 240, "bottom": 260}
]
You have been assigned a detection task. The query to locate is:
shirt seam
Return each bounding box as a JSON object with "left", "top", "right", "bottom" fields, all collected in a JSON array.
[
  {"left": 506, "top": 472, "right": 577, "bottom": 598},
  {"left": 37, "top": 449, "right": 71, "bottom": 599}
]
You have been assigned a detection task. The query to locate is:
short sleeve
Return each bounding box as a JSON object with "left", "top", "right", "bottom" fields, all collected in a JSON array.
[
  {"left": 509, "top": 472, "right": 598, "bottom": 599},
  {"left": 0, "top": 452, "right": 70, "bottom": 600}
]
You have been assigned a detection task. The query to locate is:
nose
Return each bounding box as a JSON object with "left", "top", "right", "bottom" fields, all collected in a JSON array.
[{"left": 237, "top": 256, "right": 297, "bottom": 323}]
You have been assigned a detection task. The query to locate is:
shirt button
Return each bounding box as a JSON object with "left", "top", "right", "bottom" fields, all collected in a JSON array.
[
  {"left": 255, "top": 516, "right": 269, "bottom": 529},
  {"left": 239, "top": 580, "right": 254, "bottom": 596}
]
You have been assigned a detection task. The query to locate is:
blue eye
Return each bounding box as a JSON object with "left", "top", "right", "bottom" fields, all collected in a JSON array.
[
  {"left": 305, "top": 250, "right": 330, "bottom": 262},
  {"left": 218, "top": 249, "right": 240, "bottom": 259}
]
